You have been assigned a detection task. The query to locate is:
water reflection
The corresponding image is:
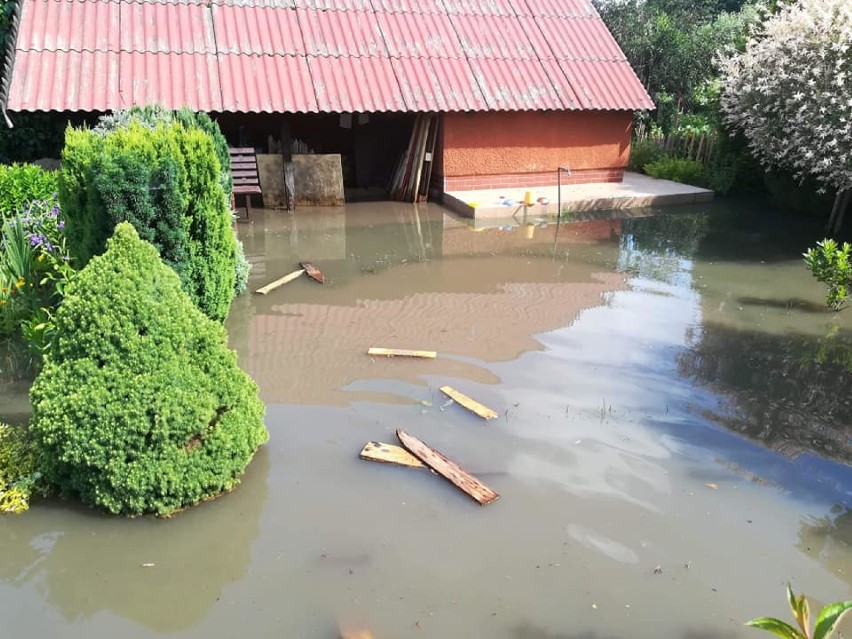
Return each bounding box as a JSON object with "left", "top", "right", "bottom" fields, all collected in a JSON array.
[{"left": 0, "top": 447, "right": 269, "bottom": 632}]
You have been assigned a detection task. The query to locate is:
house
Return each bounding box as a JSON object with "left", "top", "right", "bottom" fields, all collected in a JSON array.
[{"left": 0, "top": 0, "right": 654, "bottom": 203}]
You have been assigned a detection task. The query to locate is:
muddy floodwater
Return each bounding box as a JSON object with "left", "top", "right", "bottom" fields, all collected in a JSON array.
[{"left": 2, "top": 201, "right": 852, "bottom": 638}]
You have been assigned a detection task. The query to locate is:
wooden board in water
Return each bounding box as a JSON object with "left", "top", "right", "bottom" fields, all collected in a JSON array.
[
  {"left": 254, "top": 269, "right": 304, "bottom": 295},
  {"left": 300, "top": 261, "right": 325, "bottom": 284},
  {"left": 440, "top": 386, "right": 498, "bottom": 420},
  {"left": 396, "top": 429, "right": 500, "bottom": 506},
  {"left": 367, "top": 348, "right": 437, "bottom": 359},
  {"left": 359, "top": 441, "right": 425, "bottom": 468}
]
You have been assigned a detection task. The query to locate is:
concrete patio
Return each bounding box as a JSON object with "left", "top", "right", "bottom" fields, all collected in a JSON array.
[{"left": 442, "top": 171, "right": 715, "bottom": 219}]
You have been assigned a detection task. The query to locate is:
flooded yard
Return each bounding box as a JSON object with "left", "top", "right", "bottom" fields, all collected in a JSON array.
[{"left": 2, "top": 200, "right": 851, "bottom": 638}]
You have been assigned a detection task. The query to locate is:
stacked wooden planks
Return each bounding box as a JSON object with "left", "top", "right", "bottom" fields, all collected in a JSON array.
[{"left": 389, "top": 114, "right": 439, "bottom": 203}]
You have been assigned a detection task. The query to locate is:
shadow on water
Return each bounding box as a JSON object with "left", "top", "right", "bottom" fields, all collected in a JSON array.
[
  {"left": 0, "top": 446, "right": 269, "bottom": 632},
  {"left": 678, "top": 323, "right": 852, "bottom": 465}
]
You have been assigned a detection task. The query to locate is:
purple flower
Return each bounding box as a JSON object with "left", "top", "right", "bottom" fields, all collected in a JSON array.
[
  {"left": 57, "top": 220, "right": 65, "bottom": 230},
  {"left": 50, "top": 205, "right": 60, "bottom": 218}
]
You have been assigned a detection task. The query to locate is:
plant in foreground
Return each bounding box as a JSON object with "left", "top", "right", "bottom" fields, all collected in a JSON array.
[
  {"left": 804, "top": 239, "right": 851, "bottom": 311},
  {"left": 30, "top": 223, "right": 267, "bottom": 516},
  {"left": 0, "top": 423, "right": 45, "bottom": 514},
  {"left": 746, "top": 584, "right": 852, "bottom": 639}
]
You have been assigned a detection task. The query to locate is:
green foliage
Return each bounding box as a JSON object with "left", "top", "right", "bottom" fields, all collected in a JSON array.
[
  {"left": 804, "top": 239, "right": 852, "bottom": 311},
  {"left": 645, "top": 157, "right": 709, "bottom": 187},
  {"left": 0, "top": 198, "right": 74, "bottom": 357},
  {"left": 29, "top": 223, "right": 268, "bottom": 516},
  {"left": 595, "top": 0, "right": 759, "bottom": 125},
  {"left": 746, "top": 584, "right": 852, "bottom": 639},
  {"left": 0, "top": 164, "right": 59, "bottom": 218},
  {"left": 0, "top": 422, "right": 45, "bottom": 514},
  {"left": 629, "top": 138, "right": 665, "bottom": 172},
  {"left": 60, "top": 112, "right": 238, "bottom": 321}
]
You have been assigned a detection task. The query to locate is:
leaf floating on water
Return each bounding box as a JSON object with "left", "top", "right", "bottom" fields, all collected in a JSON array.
[
  {"left": 420, "top": 400, "right": 432, "bottom": 407},
  {"left": 705, "top": 483, "right": 718, "bottom": 490},
  {"left": 141, "top": 563, "right": 155, "bottom": 568},
  {"left": 653, "top": 565, "right": 663, "bottom": 574}
]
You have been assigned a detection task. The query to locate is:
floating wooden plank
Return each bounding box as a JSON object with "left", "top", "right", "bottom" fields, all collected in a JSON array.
[
  {"left": 359, "top": 441, "right": 425, "bottom": 468},
  {"left": 367, "top": 347, "right": 437, "bottom": 359},
  {"left": 254, "top": 269, "right": 305, "bottom": 295},
  {"left": 396, "top": 429, "right": 499, "bottom": 506},
  {"left": 300, "top": 261, "right": 325, "bottom": 284},
  {"left": 439, "top": 386, "right": 498, "bottom": 420}
]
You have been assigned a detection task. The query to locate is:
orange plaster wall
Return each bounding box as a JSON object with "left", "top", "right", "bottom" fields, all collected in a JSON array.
[{"left": 439, "top": 111, "right": 633, "bottom": 177}]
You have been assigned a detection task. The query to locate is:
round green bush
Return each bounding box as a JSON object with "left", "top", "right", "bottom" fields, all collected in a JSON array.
[{"left": 29, "top": 223, "right": 268, "bottom": 515}]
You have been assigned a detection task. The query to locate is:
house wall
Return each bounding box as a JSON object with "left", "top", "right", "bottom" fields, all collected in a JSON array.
[{"left": 437, "top": 111, "right": 633, "bottom": 192}]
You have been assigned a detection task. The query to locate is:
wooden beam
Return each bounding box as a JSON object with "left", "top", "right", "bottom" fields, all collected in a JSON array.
[
  {"left": 440, "top": 386, "right": 498, "bottom": 420},
  {"left": 396, "top": 429, "right": 500, "bottom": 506},
  {"left": 359, "top": 441, "right": 425, "bottom": 468},
  {"left": 367, "top": 348, "right": 437, "bottom": 359},
  {"left": 254, "top": 269, "right": 305, "bottom": 295}
]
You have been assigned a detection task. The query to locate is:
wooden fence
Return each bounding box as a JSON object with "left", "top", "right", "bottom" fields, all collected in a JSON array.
[{"left": 634, "top": 124, "right": 718, "bottom": 165}]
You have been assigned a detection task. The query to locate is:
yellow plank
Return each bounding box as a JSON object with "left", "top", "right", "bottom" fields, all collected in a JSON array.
[
  {"left": 367, "top": 348, "right": 437, "bottom": 359},
  {"left": 397, "top": 429, "right": 500, "bottom": 506},
  {"left": 254, "top": 269, "right": 305, "bottom": 295},
  {"left": 359, "top": 441, "right": 425, "bottom": 468},
  {"left": 440, "top": 386, "right": 498, "bottom": 420}
]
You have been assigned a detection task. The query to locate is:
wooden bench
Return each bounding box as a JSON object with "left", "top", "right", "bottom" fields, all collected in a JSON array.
[{"left": 229, "top": 147, "right": 262, "bottom": 220}]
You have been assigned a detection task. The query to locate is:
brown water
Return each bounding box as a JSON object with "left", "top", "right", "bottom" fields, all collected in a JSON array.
[{"left": 2, "top": 201, "right": 851, "bottom": 638}]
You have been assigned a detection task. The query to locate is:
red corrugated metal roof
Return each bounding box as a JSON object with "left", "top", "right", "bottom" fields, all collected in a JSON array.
[
  {"left": 442, "top": 0, "right": 518, "bottom": 16},
  {"left": 17, "top": 0, "right": 119, "bottom": 52},
  {"left": 517, "top": 0, "right": 598, "bottom": 18},
  {"left": 310, "top": 56, "right": 405, "bottom": 112},
  {"left": 212, "top": 6, "right": 304, "bottom": 56},
  {"left": 561, "top": 59, "right": 654, "bottom": 110},
  {"left": 120, "top": 52, "right": 222, "bottom": 111},
  {"left": 5, "top": 0, "right": 653, "bottom": 113},
  {"left": 7, "top": 50, "right": 120, "bottom": 111},
  {"left": 376, "top": 11, "right": 463, "bottom": 59},
  {"left": 452, "top": 14, "right": 537, "bottom": 60},
  {"left": 298, "top": 7, "right": 386, "bottom": 57},
  {"left": 218, "top": 54, "right": 317, "bottom": 112},
  {"left": 470, "top": 58, "right": 566, "bottom": 110},
  {"left": 395, "top": 57, "right": 487, "bottom": 111},
  {"left": 120, "top": 3, "right": 215, "bottom": 54}
]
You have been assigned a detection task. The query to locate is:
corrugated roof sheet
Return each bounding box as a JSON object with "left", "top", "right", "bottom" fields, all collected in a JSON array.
[
  {"left": 470, "top": 57, "right": 567, "bottom": 110},
  {"left": 212, "top": 6, "right": 304, "bottom": 56},
  {"left": 298, "top": 7, "right": 386, "bottom": 57},
  {"left": 218, "top": 53, "right": 316, "bottom": 112},
  {"left": 309, "top": 55, "right": 405, "bottom": 112},
  {"left": 5, "top": 0, "right": 653, "bottom": 113},
  {"left": 453, "top": 14, "right": 536, "bottom": 60},
  {"left": 395, "top": 57, "right": 487, "bottom": 111},
  {"left": 7, "top": 50, "right": 119, "bottom": 111},
  {"left": 376, "top": 11, "right": 463, "bottom": 59}
]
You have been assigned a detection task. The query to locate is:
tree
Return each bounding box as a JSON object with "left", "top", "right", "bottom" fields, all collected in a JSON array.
[
  {"left": 29, "top": 223, "right": 268, "bottom": 515},
  {"left": 719, "top": 0, "right": 852, "bottom": 233}
]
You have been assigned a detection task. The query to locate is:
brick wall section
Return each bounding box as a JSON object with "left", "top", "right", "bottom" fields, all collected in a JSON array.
[{"left": 442, "top": 168, "right": 624, "bottom": 192}]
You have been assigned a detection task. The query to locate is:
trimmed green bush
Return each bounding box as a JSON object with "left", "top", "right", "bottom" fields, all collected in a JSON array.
[
  {"left": 0, "top": 164, "right": 59, "bottom": 218},
  {"left": 30, "top": 223, "right": 268, "bottom": 515},
  {"left": 644, "top": 157, "right": 708, "bottom": 187},
  {"left": 60, "top": 113, "right": 237, "bottom": 322}
]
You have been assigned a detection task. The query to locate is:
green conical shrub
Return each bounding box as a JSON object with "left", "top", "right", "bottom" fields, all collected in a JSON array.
[{"left": 29, "top": 223, "right": 267, "bottom": 515}]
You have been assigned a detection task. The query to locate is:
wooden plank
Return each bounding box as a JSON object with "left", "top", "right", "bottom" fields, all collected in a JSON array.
[
  {"left": 440, "top": 386, "right": 498, "bottom": 420},
  {"left": 367, "top": 347, "right": 436, "bottom": 359},
  {"left": 300, "top": 261, "right": 325, "bottom": 284},
  {"left": 359, "top": 441, "right": 425, "bottom": 468},
  {"left": 396, "top": 429, "right": 500, "bottom": 506},
  {"left": 254, "top": 269, "right": 305, "bottom": 295}
]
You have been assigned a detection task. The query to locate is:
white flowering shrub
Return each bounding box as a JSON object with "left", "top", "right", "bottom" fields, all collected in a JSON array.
[{"left": 719, "top": 0, "right": 852, "bottom": 193}]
